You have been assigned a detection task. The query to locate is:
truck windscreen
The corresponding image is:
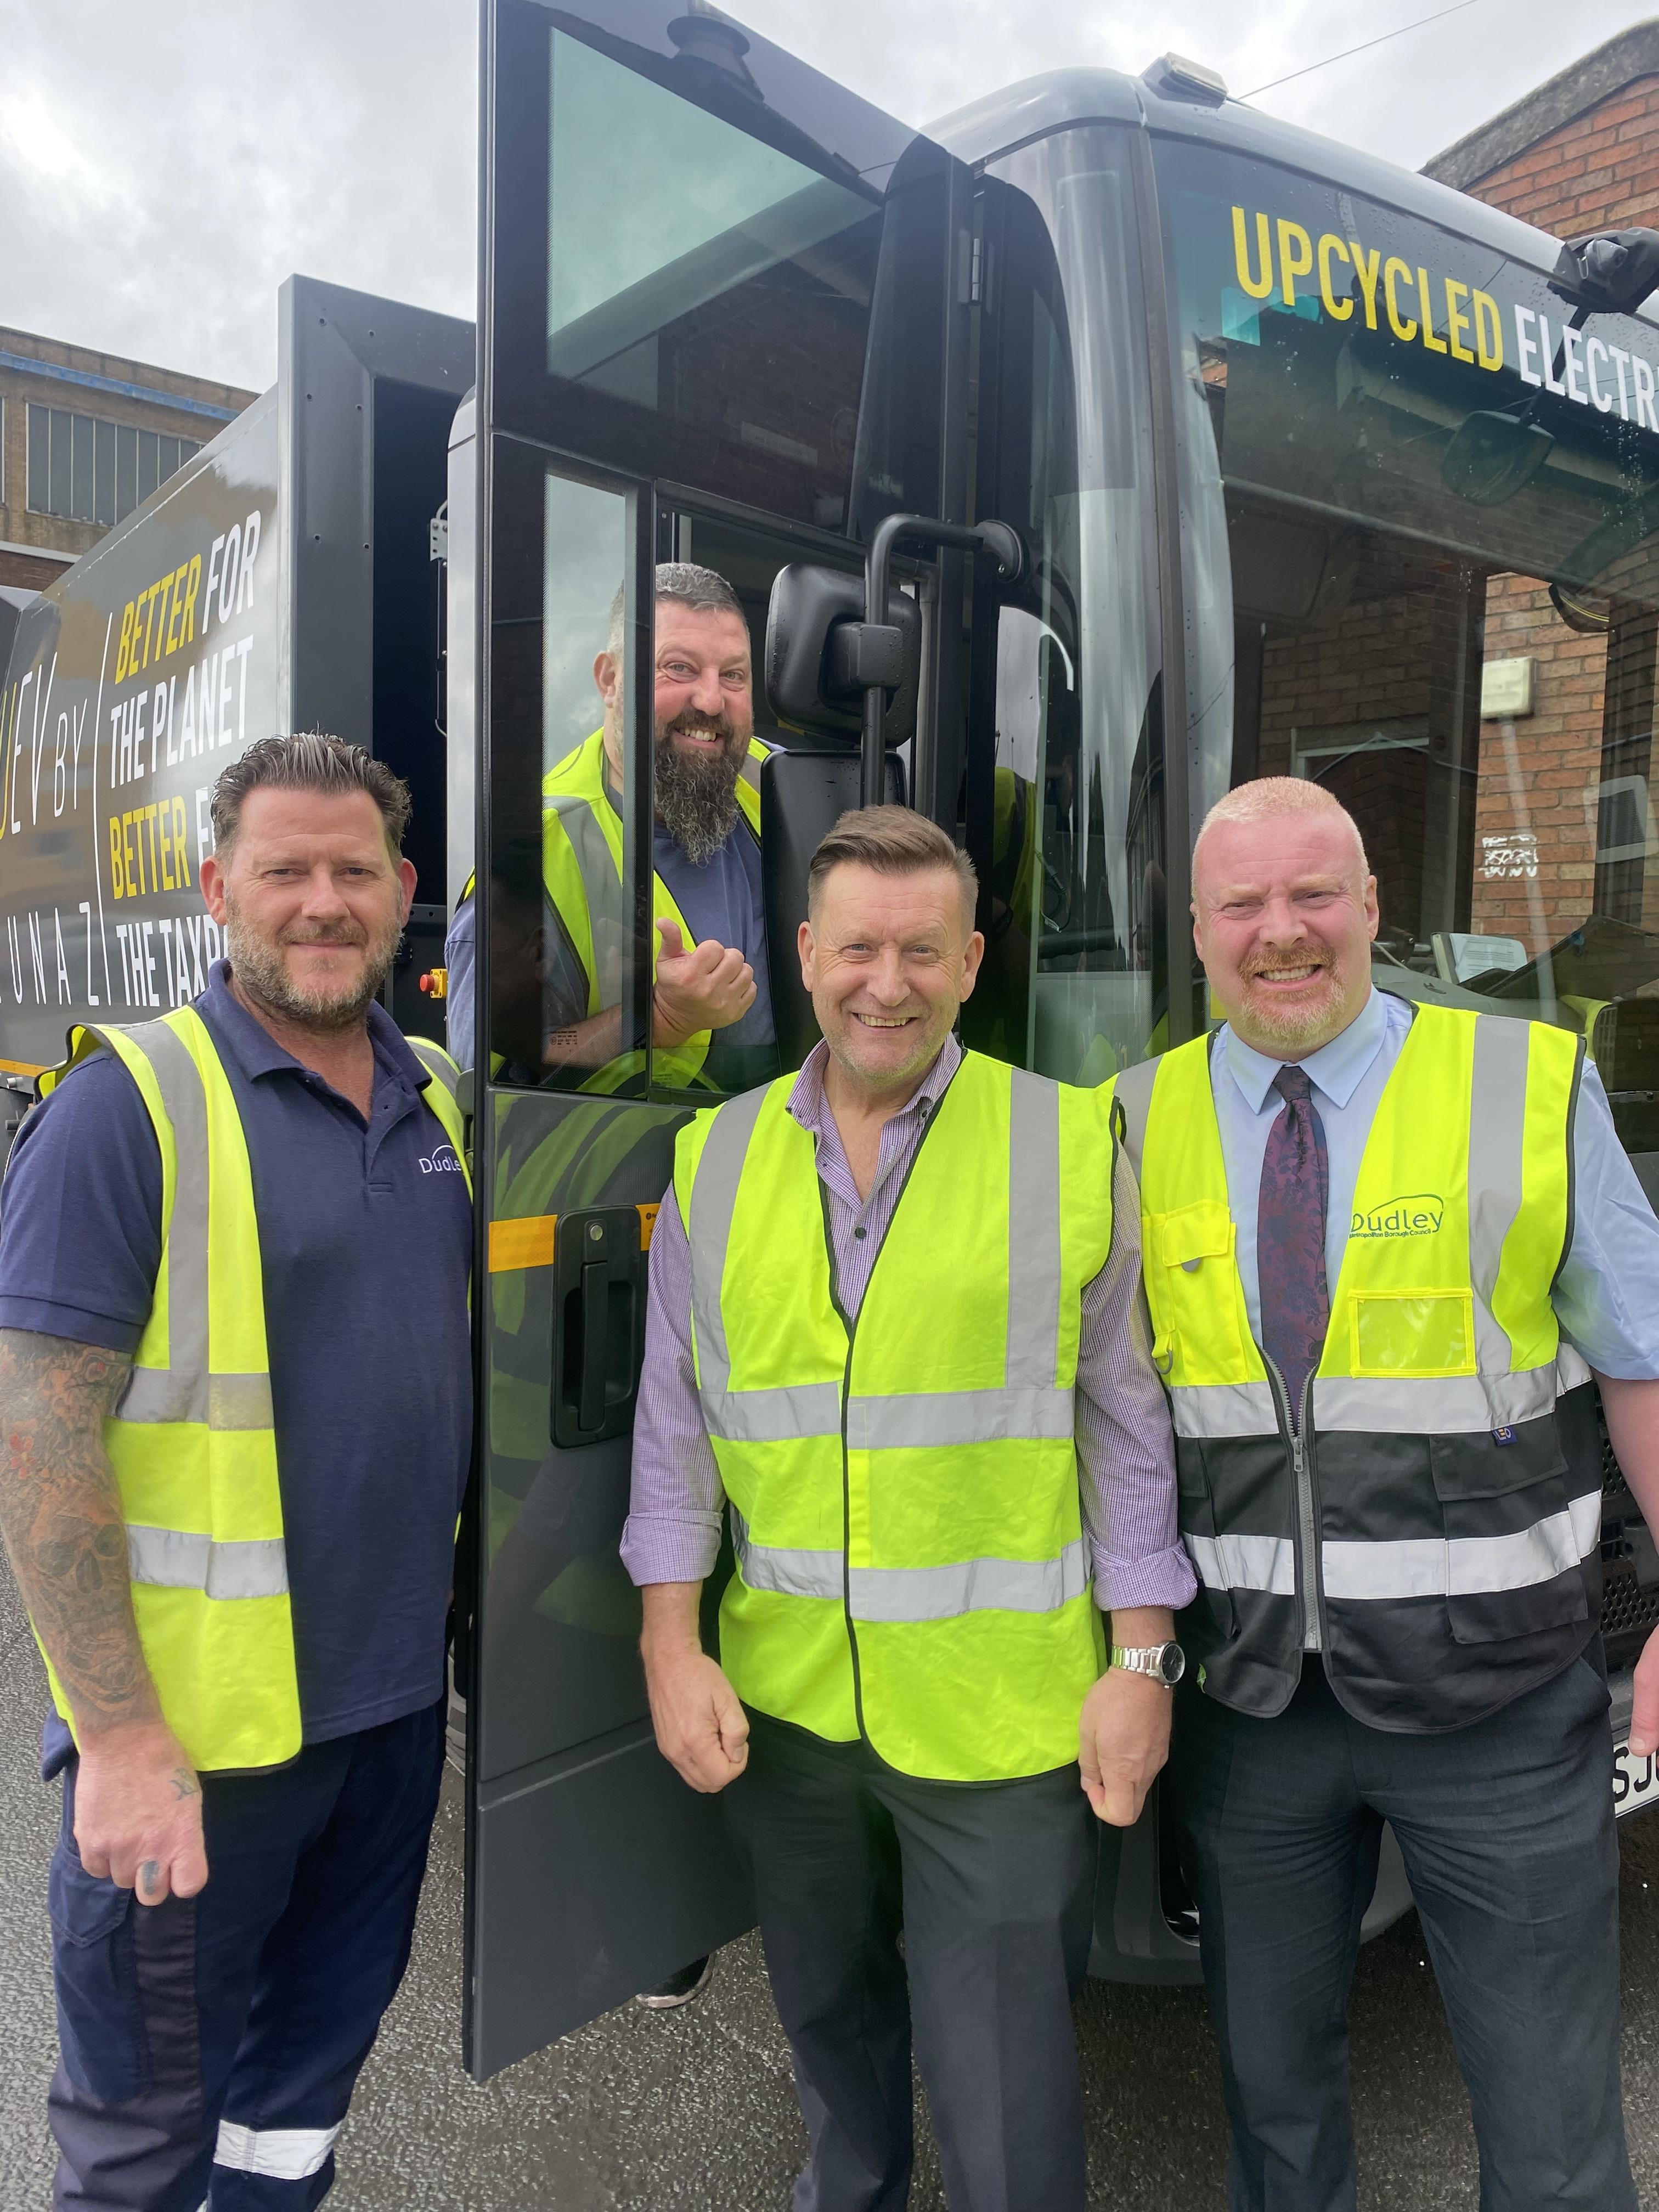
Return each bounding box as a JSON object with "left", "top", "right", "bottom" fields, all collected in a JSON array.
[{"left": 1156, "top": 138, "right": 1659, "bottom": 1180}]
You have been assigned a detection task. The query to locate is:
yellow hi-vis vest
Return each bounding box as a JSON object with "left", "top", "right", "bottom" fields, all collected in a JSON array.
[
  {"left": 544, "top": 728, "right": 766, "bottom": 1093},
  {"left": 1110, "top": 998, "right": 1601, "bottom": 1733},
  {"left": 675, "top": 1048, "right": 1113, "bottom": 1781},
  {"left": 32, "top": 1010, "right": 471, "bottom": 1773}
]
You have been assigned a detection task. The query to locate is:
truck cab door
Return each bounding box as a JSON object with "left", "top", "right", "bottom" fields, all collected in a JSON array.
[{"left": 465, "top": 0, "right": 974, "bottom": 2081}]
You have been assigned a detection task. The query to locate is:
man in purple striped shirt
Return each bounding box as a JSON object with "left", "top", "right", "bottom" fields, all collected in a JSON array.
[{"left": 623, "top": 806, "right": 1192, "bottom": 2212}]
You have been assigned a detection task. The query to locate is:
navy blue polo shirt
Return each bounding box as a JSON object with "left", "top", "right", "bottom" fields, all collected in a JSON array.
[{"left": 0, "top": 962, "right": 472, "bottom": 1753}]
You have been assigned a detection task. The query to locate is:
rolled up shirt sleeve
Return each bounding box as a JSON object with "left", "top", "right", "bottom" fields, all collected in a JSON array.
[
  {"left": 1076, "top": 1144, "right": 1196, "bottom": 1613},
  {"left": 621, "top": 1184, "right": 727, "bottom": 1586}
]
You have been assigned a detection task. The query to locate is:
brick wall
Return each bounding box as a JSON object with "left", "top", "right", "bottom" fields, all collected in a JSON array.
[
  {"left": 1453, "top": 76, "right": 1659, "bottom": 947},
  {"left": 1470, "top": 575, "right": 1607, "bottom": 938},
  {"left": 1462, "top": 75, "right": 1659, "bottom": 236},
  {"left": 0, "top": 547, "right": 70, "bottom": 595}
]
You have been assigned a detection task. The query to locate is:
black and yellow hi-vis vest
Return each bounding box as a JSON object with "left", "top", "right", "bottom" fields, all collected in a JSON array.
[{"left": 1109, "top": 999, "right": 1601, "bottom": 1734}]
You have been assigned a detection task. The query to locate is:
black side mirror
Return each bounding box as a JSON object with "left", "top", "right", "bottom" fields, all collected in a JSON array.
[
  {"left": 1441, "top": 413, "right": 1555, "bottom": 507},
  {"left": 1550, "top": 228, "right": 1659, "bottom": 317},
  {"left": 765, "top": 563, "right": 921, "bottom": 744}
]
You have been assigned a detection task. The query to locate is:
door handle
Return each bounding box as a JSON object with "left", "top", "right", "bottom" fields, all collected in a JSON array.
[
  {"left": 552, "top": 1206, "right": 646, "bottom": 1449},
  {"left": 578, "top": 1255, "right": 610, "bottom": 1432}
]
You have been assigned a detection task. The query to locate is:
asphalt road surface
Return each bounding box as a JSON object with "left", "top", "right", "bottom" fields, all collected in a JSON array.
[{"left": 4, "top": 1561, "right": 1658, "bottom": 2209}]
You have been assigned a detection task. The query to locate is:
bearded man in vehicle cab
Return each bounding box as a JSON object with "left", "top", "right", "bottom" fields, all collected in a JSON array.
[
  {"left": 444, "top": 560, "right": 777, "bottom": 1094},
  {"left": 623, "top": 803, "right": 1194, "bottom": 2212},
  {"left": 0, "top": 734, "right": 471, "bottom": 2212},
  {"left": 1111, "top": 774, "right": 1659, "bottom": 2211}
]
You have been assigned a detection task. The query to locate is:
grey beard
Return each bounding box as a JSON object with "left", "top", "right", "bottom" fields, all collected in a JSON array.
[
  {"left": 224, "top": 904, "right": 401, "bottom": 1033},
  {"left": 654, "top": 736, "right": 743, "bottom": 866}
]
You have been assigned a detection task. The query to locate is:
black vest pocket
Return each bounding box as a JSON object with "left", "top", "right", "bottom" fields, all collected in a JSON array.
[{"left": 1429, "top": 1413, "right": 1590, "bottom": 1646}]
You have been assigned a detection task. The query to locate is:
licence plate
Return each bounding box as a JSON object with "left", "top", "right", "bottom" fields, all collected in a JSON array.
[{"left": 1613, "top": 1742, "right": 1659, "bottom": 1819}]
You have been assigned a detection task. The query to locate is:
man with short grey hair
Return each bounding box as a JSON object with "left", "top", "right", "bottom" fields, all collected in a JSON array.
[
  {"left": 626, "top": 803, "right": 1193, "bottom": 2204},
  {"left": 444, "top": 561, "right": 777, "bottom": 1091}
]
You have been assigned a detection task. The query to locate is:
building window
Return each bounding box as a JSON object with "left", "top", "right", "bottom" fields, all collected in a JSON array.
[{"left": 26, "top": 402, "right": 200, "bottom": 527}]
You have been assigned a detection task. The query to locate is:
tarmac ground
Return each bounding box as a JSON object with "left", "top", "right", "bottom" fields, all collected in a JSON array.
[{"left": 4, "top": 1563, "right": 1658, "bottom": 2210}]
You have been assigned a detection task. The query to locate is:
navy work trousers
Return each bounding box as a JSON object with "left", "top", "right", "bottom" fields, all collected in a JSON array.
[
  {"left": 48, "top": 1697, "right": 445, "bottom": 2212},
  {"left": 725, "top": 1711, "right": 1098, "bottom": 2212},
  {"left": 1169, "top": 1647, "right": 1635, "bottom": 2212}
]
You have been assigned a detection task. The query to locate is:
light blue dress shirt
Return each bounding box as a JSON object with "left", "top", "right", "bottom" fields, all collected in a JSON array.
[{"left": 1211, "top": 985, "right": 1659, "bottom": 1381}]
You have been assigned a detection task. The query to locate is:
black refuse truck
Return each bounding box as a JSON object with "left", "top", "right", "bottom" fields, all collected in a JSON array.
[{"left": 5, "top": 0, "right": 1659, "bottom": 2086}]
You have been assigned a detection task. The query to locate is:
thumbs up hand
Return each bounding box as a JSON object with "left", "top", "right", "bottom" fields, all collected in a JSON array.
[{"left": 651, "top": 919, "right": 757, "bottom": 1047}]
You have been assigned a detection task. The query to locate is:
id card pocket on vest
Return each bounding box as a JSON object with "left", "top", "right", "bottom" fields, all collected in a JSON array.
[{"left": 1348, "top": 1289, "right": 1475, "bottom": 1378}]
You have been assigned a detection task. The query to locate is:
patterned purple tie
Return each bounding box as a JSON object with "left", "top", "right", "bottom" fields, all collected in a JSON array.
[{"left": 1257, "top": 1065, "right": 1329, "bottom": 1430}]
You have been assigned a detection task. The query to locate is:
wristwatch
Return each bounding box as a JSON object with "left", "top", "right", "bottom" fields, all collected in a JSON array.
[{"left": 1109, "top": 1640, "right": 1186, "bottom": 1687}]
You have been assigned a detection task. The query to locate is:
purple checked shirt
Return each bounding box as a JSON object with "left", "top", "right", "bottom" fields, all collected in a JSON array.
[{"left": 621, "top": 1035, "right": 1195, "bottom": 1615}]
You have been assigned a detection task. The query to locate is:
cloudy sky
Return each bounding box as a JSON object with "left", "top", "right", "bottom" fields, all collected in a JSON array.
[{"left": 2, "top": 0, "right": 1655, "bottom": 393}]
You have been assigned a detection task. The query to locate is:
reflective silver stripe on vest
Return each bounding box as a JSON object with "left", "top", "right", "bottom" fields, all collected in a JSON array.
[
  {"left": 846, "top": 1386, "right": 1074, "bottom": 1449},
  {"left": 703, "top": 1381, "right": 842, "bottom": 1444},
  {"left": 1110, "top": 1059, "right": 1156, "bottom": 1181},
  {"left": 732, "top": 1513, "right": 1090, "bottom": 1619},
  {"left": 120, "top": 1369, "right": 275, "bottom": 1429},
  {"left": 1007, "top": 1069, "right": 1062, "bottom": 1390},
  {"left": 731, "top": 1509, "right": 842, "bottom": 1600},
  {"left": 687, "top": 1085, "right": 770, "bottom": 1392},
  {"left": 1467, "top": 1013, "right": 1531, "bottom": 1375},
  {"left": 1186, "top": 1531, "right": 1297, "bottom": 1596},
  {"left": 407, "top": 1037, "right": 459, "bottom": 1106},
  {"left": 1170, "top": 1379, "right": 1280, "bottom": 1439},
  {"left": 544, "top": 780, "right": 632, "bottom": 1014},
  {"left": 103, "top": 1020, "right": 276, "bottom": 1437},
  {"left": 1322, "top": 1488, "right": 1600, "bottom": 1602},
  {"left": 1312, "top": 1359, "right": 1571, "bottom": 1437},
  {"left": 849, "top": 1537, "right": 1090, "bottom": 1622},
  {"left": 127, "top": 1524, "right": 289, "bottom": 1600}
]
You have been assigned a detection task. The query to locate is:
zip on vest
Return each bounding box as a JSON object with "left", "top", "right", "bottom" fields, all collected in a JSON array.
[{"left": 1251, "top": 1346, "right": 1322, "bottom": 1652}]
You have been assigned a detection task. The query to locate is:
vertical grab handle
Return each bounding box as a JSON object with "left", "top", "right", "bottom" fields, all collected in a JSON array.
[
  {"left": 551, "top": 1206, "right": 647, "bottom": 1450},
  {"left": 578, "top": 1255, "right": 610, "bottom": 1432}
]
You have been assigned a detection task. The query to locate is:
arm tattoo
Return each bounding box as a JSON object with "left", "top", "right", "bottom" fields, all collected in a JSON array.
[{"left": 0, "top": 1329, "right": 155, "bottom": 1735}]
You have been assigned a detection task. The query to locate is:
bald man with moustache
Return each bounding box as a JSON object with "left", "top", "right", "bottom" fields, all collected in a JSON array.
[{"left": 1109, "top": 777, "right": 1659, "bottom": 2211}]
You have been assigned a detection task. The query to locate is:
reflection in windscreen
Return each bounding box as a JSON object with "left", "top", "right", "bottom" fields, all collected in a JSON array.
[{"left": 1161, "top": 144, "right": 1659, "bottom": 1160}]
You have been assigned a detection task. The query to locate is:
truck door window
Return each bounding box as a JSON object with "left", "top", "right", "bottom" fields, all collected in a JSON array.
[
  {"left": 490, "top": 2, "right": 950, "bottom": 535},
  {"left": 1159, "top": 142, "right": 1659, "bottom": 1190},
  {"left": 488, "top": 450, "right": 649, "bottom": 1092}
]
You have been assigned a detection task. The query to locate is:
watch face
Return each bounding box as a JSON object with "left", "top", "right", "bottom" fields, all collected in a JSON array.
[{"left": 1159, "top": 1642, "right": 1187, "bottom": 1686}]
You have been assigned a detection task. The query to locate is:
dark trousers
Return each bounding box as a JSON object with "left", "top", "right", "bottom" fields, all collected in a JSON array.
[
  {"left": 48, "top": 1697, "right": 445, "bottom": 2212},
  {"left": 1169, "top": 1649, "right": 1634, "bottom": 2212},
  {"left": 725, "top": 1712, "right": 1097, "bottom": 2212}
]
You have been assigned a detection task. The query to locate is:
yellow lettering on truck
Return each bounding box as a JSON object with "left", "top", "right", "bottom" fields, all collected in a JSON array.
[
  {"left": 1384, "top": 258, "right": 1418, "bottom": 342},
  {"left": 1317, "top": 235, "right": 1352, "bottom": 320},
  {"left": 1232, "top": 206, "right": 1274, "bottom": 299},
  {"left": 1276, "top": 219, "right": 1313, "bottom": 307},
  {"left": 1474, "top": 292, "right": 1503, "bottom": 370},
  {"left": 1349, "top": 242, "right": 1382, "bottom": 330}
]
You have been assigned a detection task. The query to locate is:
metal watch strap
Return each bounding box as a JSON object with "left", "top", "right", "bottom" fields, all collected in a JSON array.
[{"left": 1109, "top": 1641, "right": 1183, "bottom": 1685}]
